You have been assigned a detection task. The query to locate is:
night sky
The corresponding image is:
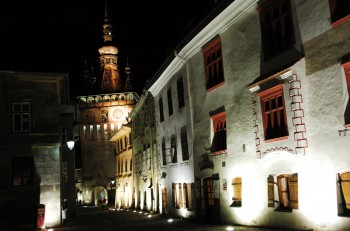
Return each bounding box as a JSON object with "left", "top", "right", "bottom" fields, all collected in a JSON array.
[{"left": 0, "top": 0, "right": 216, "bottom": 99}]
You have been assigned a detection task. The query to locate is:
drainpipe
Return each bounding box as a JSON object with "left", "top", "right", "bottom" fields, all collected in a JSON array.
[{"left": 174, "top": 50, "right": 194, "bottom": 162}]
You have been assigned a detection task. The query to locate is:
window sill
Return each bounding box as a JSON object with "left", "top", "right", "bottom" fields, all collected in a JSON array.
[
  {"left": 206, "top": 81, "right": 225, "bottom": 93},
  {"left": 345, "top": 124, "right": 350, "bottom": 129},
  {"left": 264, "top": 136, "right": 288, "bottom": 143},
  {"left": 331, "top": 15, "right": 350, "bottom": 28},
  {"left": 210, "top": 149, "right": 227, "bottom": 154}
]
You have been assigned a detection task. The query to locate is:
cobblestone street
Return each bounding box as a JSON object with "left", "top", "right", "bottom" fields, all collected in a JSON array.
[{"left": 50, "top": 206, "right": 298, "bottom": 231}]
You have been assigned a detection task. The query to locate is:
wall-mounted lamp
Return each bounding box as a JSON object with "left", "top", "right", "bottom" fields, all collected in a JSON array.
[
  {"left": 338, "top": 128, "right": 350, "bottom": 137},
  {"left": 67, "top": 135, "right": 79, "bottom": 150}
]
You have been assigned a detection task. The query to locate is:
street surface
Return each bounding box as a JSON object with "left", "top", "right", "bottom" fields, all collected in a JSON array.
[{"left": 51, "top": 206, "right": 290, "bottom": 231}]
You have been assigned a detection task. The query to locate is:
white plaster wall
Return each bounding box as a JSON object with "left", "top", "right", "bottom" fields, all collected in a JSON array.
[{"left": 294, "top": 0, "right": 331, "bottom": 43}]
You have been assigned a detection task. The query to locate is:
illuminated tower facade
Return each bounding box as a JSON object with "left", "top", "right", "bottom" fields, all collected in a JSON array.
[
  {"left": 76, "top": 1, "right": 138, "bottom": 207},
  {"left": 98, "top": 3, "right": 124, "bottom": 93}
]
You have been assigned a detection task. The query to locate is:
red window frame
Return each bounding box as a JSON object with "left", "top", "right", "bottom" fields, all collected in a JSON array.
[
  {"left": 342, "top": 62, "right": 350, "bottom": 128},
  {"left": 210, "top": 111, "right": 227, "bottom": 154},
  {"left": 202, "top": 37, "right": 225, "bottom": 92},
  {"left": 328, "top": 0, "right": 350, "bottom": 27},
  {"left": 258, "top": 0, "right": 295, "bottom": 60},
  {"left": 259, "top": 84, "right": 289, "bottom": 142}
]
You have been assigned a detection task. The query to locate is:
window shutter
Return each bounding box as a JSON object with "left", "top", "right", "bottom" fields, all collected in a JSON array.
[
  {"left": 289, "top": 174, "right": 298, "bottom": 209},
  {"left": 183, "top": 183, "right": 188, "bottom": 208},
  {"left": 189, "top": 183, "right": 195, "bottom": 209},
  {"left": 340, "top": 172, "right": 350, "bottom": 209},
  {"left": 162, "top": 187, "right": 167, "bottom": 210},
  {"left": 172, "top": 183, "right": 176, "bottom": 207},
  {"left": 179, "top": 183, "right": 183, "bottom": 208},
  {"left": 268, "top": 175, "right": 275, "bottom": 207},
  {"left": 278, "top": 175, "right": 290, "bottom": 208}
]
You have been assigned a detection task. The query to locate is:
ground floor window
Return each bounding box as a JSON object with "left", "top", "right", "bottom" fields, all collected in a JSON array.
[
  {"left": 268, "top": 173, "right": 298, "bottom": 211},
  {"left": 231, "top": 177, "right": 242, "bottom": 207},
  {"left": 172, "top": 182, "right": 194, "bottom": 209},
  {"left": 11, "top": 156, "right": 34, "bottom": 187},
  {"left": 338, "top": 172, "right": 350, "bottom": 216},
  {"left": 162, "top": 187, "right": 167, "bottom": 212}
]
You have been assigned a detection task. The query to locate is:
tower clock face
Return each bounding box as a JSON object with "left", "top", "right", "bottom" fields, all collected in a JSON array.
[{"left": 113, "top": 109, "right": 123, "bottom": 119}]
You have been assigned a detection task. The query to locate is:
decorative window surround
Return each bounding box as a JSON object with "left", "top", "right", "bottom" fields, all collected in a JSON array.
[
  {"left": 342, "top": 62, "right": 350, "bottom": 128},
  {"left": 210, "top": 111, "right": 227, "bottom": 154},
  {"left": 248, "top": 70, "right": 308, "bottom": 158},
  {"left": 289, "top": 74, "right": 308, "bottom": 155}
]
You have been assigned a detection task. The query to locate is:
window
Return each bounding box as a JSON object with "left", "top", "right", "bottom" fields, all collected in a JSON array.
[
  {"left": 343, "top": 62, "right": 350, "bottom": 127},
  {"left": 258, "top": 0, "right": 295, "bottom": 60},
  {"left": 210, "top": 111, "right": 227, "bottom": 154},
  {"left": 90, "top": 125, "right": 94, "bottom": 141},
  {"left": 259, "top": 84, "right": 288, "bottom": 142},
  {"left": 171, "top": 135, "right": 177, "bottom": 163},
  {"left": 203, "top": 37, "right": 225, "bottom": 91},
  {"left": 183, "top": 183, "right": 194, "bottom": 209},
  {"left": 11, "top": 156, "right": 34, "bottom": 187},
  {"left": 147, "top": 146, "right": 151, "bottom": 171},
  {"left": 12, "top": 102, "right": 31, "bottom": 132},
  {"left": 177, "top": 78, "right": 185, "bottom": 109},
  {"left": 172, "top": 182, "right": 194, "bottom": 209},
  {"left": 162, "top": 138, "right": 167, "bottom": 166},
  {"left": 180, "top": 128, "right": 189, "bottom": 161},
  {"left": 167, "top": 88, "right": 173, "bottom": 116},
  {"left": 329, "top": 0, "right": 350, "bottom": 27},
  {"left": 268, "top": 174, "right": 298, "bottom": 211},
  {"left": 101, "top": 110, "right": 108, "bottom": 122},
  {"left": 162, "top": 187, "right": 167, "bottom": 211},
  {"left": 130, "top": 159, "right": 132, "bottom": 171},
  {"left": 159, "top": 97, "right": 164, "bottom": 122},
  {"left": 231, "top": 177, "right": 242, "bottom": 207},
  {"left": 338, "top": 172, "right": 350, "bottom": 215},
  {"left": 172, "top": 183, "right": 178, "bottom": 208}
]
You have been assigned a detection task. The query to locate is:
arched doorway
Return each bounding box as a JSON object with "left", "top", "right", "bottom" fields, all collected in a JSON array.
[{"left": 94, "top": 186, "right": 107, "bottom": 206}]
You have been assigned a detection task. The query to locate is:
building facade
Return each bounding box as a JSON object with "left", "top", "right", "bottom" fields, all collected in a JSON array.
[
  {"left": 147, "top": 53, "right": 196, "bottom": 217},
  {"left": 111, "top": 124, "right": 133, "bottom": 209},
  {"left": 144, "top": 0, "right": 350, "bottom": 230},
  {"left": 129, "top": 91, "right": 159, "bottom": 212},
  {"left": 0, "top": 71, "right": 72, "bottom": 228}
]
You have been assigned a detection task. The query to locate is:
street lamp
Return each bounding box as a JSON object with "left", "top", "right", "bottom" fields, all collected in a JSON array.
[
  {"left": 67, "top": 135, "right": 79, "bottom": 150},
  {"left": 67, "top": 140, "right": 75, "bottom": 150}
]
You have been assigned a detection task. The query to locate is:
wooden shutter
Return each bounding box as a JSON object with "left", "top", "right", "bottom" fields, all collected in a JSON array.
[
  {"left": 183, "top": 183, "right": 188, "bottom": 208},
  {"left": 289, "top": 174, "right": 298, "bottom": 209},
  {"left": 172, "top": 183, "right": 176, "bottom": 207},
  {"left": 179, "top": 183, "right": 183, "bottom": 208},
  {"left": 340, "top": 172, "right": 350, "bottom": 209},
  {"left": 162, "top": 187, "right": 167, "bottom": 210},
  {"left": 278, "top": 175, "right": 290, "bottom": 208},
  {"left": 190, "top": 183, "right": 195, "bottom": 209},
  {"left": 232, "top": 177, "right": 242, "bottom": 201},
  {"left": 268, "top": 175, "right": 275, "bottom": 207}
]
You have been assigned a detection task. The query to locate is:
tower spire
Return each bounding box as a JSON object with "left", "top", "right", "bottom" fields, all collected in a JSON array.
[{"left": 98, "top": 0, "right": 123, "bottom": 93}]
